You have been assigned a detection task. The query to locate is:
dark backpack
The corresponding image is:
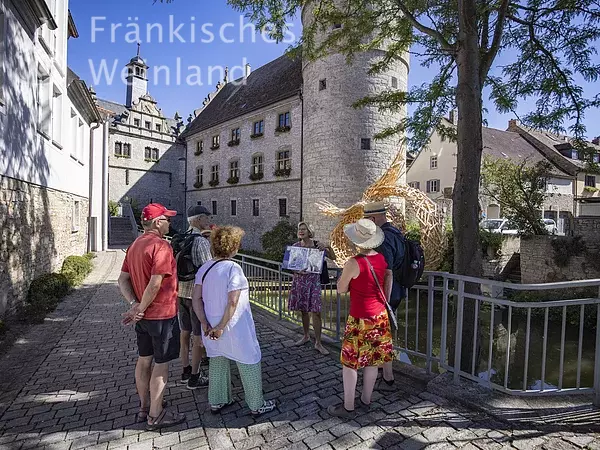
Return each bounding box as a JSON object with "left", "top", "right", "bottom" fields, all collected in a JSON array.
[
  {"left": 396, "top": 237, "right": 425, "bottom": 289},
  {"left": 313, "top": 240, "right": 330, "bottom": 285},
  {"left": 171, "top": 231, "right": 204, "bottom": 282}
]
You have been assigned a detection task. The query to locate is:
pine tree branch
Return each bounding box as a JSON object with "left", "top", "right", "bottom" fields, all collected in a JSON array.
[{"left": 395, "top": 0, "right": 456, "bottom": 54}]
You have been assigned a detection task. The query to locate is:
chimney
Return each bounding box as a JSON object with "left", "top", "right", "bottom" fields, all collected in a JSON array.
[
  {"left": 448, "top": 109, "right": 458, "bottom": 125},
  {"left": 245, "top": 63, "right": 251, "bottom": 79},
  {"left": 593, "top": 136, "right": 599, "bottom": 145}
]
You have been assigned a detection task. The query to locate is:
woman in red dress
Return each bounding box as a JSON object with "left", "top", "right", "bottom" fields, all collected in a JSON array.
[{"left": 328, "top": 219, "right": 395, "bottom": 418}]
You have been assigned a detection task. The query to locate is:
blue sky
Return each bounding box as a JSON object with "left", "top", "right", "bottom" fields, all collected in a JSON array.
[{"left": 68, "top": 0, "right": 599, "bottom": 139}]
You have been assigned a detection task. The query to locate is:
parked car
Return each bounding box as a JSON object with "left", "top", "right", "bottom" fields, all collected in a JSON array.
[
  {"left": 542, "top": 218, "right": 559, "bottom": 235},
  {"left": 480, "top": 219, "right": 518, "bottom": 234},
  {"left": 480, "top": 218, "right": 558, "bottom": 235}
]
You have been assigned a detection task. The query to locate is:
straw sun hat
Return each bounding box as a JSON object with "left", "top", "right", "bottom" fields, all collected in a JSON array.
[{"left": 343, "top": 219, "right": 385, "bottom": 249}]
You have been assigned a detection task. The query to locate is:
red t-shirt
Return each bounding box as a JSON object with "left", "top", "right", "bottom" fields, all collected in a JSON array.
[
  {"left": 121, "top": 232, "right": 178, "bottom": 320},
  {"left": 349, "top": 253, "right": 388, "bottom": 319}
]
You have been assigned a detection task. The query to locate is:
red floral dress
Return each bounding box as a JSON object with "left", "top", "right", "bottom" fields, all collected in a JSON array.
[{"left": 340, "top": 254, "right": 395, "bottom": 370}]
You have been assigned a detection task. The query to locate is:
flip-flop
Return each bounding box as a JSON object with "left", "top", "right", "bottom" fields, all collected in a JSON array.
[{"left": 146, "top": 408, "right": 186, "bottom": 431}]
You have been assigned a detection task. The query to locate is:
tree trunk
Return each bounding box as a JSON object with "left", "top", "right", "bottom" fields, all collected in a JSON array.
[{"left": 453, "top": 0, "right": 483, "bottom": 373}]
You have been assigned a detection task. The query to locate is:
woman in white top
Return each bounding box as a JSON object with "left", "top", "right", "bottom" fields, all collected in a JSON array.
[{"left": 192, "top": 226, "right": 276, "bottom": 416}]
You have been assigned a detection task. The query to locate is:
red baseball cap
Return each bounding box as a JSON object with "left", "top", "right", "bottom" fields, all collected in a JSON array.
[{"left": 141, "top": 203, "right": 177, "bottom": 221}]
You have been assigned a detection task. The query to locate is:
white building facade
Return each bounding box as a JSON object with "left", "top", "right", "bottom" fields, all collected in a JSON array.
[{"left": 0, "top": 0, "right": 104, "bottom": 317}]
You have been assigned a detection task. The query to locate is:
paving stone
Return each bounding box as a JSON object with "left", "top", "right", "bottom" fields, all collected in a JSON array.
[
  {"left": 304, "top": 431, "right": 336, "bottom": 449},
  {"left": 542, "top": 439, "right": 579, "bottom": 450},
  {"left": 512, "top": 437, "right": 547, "bottom": 450},
  {"left": 563, "top": 435, "right": 595, "bottom": 448},
  {"left": 330, "top": 432, "right": 362, "bottom": 450},
  {"left": 423, "top": 425, "right": 457, "bottom": 443}
]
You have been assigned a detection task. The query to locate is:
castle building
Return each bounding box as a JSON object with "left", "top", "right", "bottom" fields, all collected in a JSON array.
[
  {"left": 96, "top": 49, "right": 187, "bottom": 230},
  {"left": 182, "top": 10, "right": 409, "bottom": 250}
]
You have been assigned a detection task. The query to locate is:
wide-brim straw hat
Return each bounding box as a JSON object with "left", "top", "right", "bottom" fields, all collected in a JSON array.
[{"left": 343, "top": 219, "right": 385, "bottom": 249}]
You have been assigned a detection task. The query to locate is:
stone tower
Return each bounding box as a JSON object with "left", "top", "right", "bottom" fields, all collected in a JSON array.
[
  {"left": 125, "top": 47, "right": 149, "bottom": 108},
  {"left": 301, "top": 5, "right": 409, "bottom": 240}
]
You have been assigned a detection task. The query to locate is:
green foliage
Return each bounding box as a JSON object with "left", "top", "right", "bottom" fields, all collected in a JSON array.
[
  {"left": 507, "top": 287, "right": 598, "bottom": 329},
  {"left": 61, "top": 255, "right": 94, "bottom": 287},
  {"left": 84, "top": 252, "right": 96, "bottom": 261},
  {"left": 23, "top": 273, "right": 72, "bottom": 323},
  {"left": 404, "top": 221, "right": 422, "bottom": 242},
  {"left": 108, "top": 200, "right": 119, "bottom": 217},
  {"left": 440, "top": 225, "right": 454, "bottom": 272},
  {"left": 550, "top": 236, "right": 586, "bottom": 267},
  {"left": 481, "top": 156, "right": 553, "bottom": 235},
  {"left": 226, "top": 0, "right": 599, "bottom": 157},
  {"left": 261, "top": 220, "right": 298, "bottom": 262},
  {"left": 479, "top": 230, "right": 504, "bottom": 257}
]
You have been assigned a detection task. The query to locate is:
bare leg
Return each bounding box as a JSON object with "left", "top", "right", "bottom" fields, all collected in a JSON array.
[
  {"left": 180, "top": 330, "right": 191, "bottom": 368},
  {"left": 135, "top": 356, "right": 153, "bottom": 410},
  {"left": 382, "top": 361, "right": 394, "bottom": 382},
  {"left": 312, "top": 313, "right": 329, "bottom": 355},
  {"left": 191, "top": 335, "right": 203, "bottom": 375},
  {"left": 342, "top": 366, "right": 358, "bottom": 411},
  {"left": 361, "top": 366, "right": 379, "bottom": 404},
  {"left": 149, "top": 362, "right": 169, "bottom": 418},
  {"left": 294, "top": 312, "right": 310, "bottom": 345}
]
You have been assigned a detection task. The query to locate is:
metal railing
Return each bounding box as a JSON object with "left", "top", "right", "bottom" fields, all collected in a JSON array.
[{"left": 236, "top": 253, "right": 600, "bottom": 404}]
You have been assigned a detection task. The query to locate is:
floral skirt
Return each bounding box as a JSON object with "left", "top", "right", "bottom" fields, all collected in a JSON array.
[{"left": 340, "top": 310, "right": 395, "bottom": 370}]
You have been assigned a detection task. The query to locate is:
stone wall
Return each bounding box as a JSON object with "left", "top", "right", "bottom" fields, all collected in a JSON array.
[
  {"left": 0, "top": 176, "right": 89, "bottom": 317},
  {"left": 187, "top": 180, "right": 301, "bottom": 251},
  {"left": 482, "top": 236, "right": 520, "bottom": 279},
  {"left": 521, "top": 235, "right": 600, "bottom": 283},
  {"left": 573, "top": 217, "right": 600, "bottom": 245}
]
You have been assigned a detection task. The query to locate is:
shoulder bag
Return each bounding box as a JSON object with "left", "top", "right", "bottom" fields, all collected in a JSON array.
[{"left": 360, "top": 256, "right": 398, "bottom": 329}]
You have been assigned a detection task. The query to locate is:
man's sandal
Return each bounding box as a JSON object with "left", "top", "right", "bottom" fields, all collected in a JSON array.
[
  {"left": 136, "top": 400, "right": 168, "bottom": 423},
  {"left": 146, "top": 408, "right": 186, "bottom": 431}
]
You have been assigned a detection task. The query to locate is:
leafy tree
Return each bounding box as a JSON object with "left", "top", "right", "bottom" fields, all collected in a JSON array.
[{"left": 481, "top": 156, "right": 554, "bottom": 235}]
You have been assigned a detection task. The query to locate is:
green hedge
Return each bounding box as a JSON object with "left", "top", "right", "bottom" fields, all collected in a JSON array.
[
  {"left": 24, "top": 273, "right": 72, "bottom": 323},
  {"left": 61, "top": 255, "right": 94, "bottom": 287}
]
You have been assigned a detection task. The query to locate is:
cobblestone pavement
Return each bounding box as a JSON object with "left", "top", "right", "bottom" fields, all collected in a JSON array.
[{"left": 1, "top": 251, "right": 600, "bottom": 450}]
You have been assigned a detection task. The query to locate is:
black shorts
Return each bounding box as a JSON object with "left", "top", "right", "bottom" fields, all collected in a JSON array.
[
  {"left": 178, "top": 298, "right": 202, "bottom": 336},
  {"left": 135, "top": 316, "right": 180, "bottom": 364}
]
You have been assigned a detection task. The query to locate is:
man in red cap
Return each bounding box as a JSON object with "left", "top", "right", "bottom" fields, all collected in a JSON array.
[{"left": 118, "top": 203, "right": 186, "bottom": 430}]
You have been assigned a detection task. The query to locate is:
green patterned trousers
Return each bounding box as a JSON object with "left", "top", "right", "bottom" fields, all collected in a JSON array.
[{"left": 208, "top": 356, "right": 265, "bottom": 411}]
